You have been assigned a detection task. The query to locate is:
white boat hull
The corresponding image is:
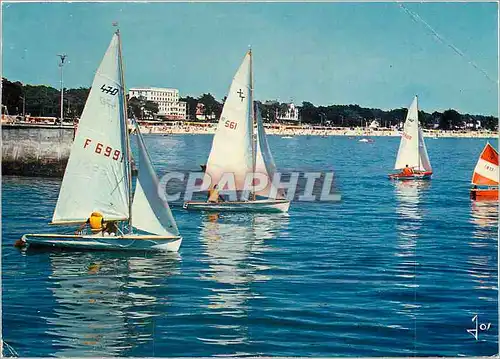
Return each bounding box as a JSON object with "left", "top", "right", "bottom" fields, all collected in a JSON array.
[
  {"left": 20, "top": 233, "right": 182, "bottom": 252},
  {"left": 183, "top": 199, "right": 290, "bottom": 213}
]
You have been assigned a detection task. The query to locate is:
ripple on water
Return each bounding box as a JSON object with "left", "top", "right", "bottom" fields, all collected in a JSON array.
[{"left": 2, "top": 136, "right": 498, "bottom": 357}]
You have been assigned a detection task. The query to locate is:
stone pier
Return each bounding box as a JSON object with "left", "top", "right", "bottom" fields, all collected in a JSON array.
[{"left": 2, "top": 124, "right": 74, "bottom": 177}]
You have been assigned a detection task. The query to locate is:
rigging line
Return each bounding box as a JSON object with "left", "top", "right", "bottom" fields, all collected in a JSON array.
[{"left": 397, "top": 2, "right": 497, "bottom": 85}]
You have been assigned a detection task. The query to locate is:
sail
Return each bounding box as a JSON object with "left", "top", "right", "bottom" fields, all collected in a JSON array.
[
  {"left": 417, "top": 127, "right": 432, "bottom": 172},
  {"left": 205, "top": 51, "right": 253, "bottom": 190},
  {"left": 472, "top": 142, "right": 499, "bottom": 186},
  {"left": 254, "top": 104, "right": 283, "bottom": 199},
  {"left": 131, "top": 122, "right": 179, "bottom": 237},
  {"left": 394, "top": 96, "right": 431, "bottom": 171},
  {"left": 52, "top": 33, "right": 130, "bottom": 223}
]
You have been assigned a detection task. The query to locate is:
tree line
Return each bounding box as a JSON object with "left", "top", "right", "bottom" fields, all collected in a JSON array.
[{"left": 2, "top": 77, "right": 497, "bottom": 131}]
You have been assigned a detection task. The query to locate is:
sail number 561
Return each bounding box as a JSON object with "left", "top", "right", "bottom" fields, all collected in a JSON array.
[{"left": 225, "top": 121, "right": 238, "bottom": 130}]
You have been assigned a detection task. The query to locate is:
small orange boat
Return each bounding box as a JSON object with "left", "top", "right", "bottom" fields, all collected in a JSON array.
[{"left": 470, "top": 142, "right": 498, "bottom": 201}]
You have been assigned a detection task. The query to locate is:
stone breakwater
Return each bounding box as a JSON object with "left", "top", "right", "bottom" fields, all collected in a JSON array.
[{"left": 2, "top": 123, "right": 74, "bottom": 177}]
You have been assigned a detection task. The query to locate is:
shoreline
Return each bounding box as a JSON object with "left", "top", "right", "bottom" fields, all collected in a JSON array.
[
  {"left": 138, "top": 124, "right": 498, "bottom": 139},
  {"left": 2, "top": 121, "right": 497, "bottom": 139}
]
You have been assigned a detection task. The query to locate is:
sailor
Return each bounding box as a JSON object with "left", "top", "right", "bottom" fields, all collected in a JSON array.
[
  {"left": 207, "top": 185, "right": 225, "bottom": 203},
  {"left": 402, "top": 164, "right": 414, "bottom": 176},
  {"left": 77, "top": 212, "right": 104, "bottom": 233},
  {"left": 103, "top": 221, "right": 118, "bottom": 236}
]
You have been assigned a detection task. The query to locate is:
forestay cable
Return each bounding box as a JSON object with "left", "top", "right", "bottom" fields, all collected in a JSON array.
[{"left": 397, "top": 2, "right": 497, "bottom": 85}]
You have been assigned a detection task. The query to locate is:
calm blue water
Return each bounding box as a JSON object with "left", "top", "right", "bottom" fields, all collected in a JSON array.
[{"left": 2, "top": 135, "right": 498, "bottom": 357}]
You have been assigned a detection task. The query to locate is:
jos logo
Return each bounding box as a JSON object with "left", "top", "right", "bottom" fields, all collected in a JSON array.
[{"left": 467, "top": 314, "right": 491, "bottom": 340}]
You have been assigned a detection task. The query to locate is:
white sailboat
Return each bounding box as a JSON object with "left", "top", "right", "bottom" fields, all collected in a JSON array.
[
  {"left": 19, "top": 29, "right": 182, "bottom": 252},
  {"left": 183, "top": 50, "right": 290, "bottom": 213},
  {"left": 389, "top": 95, "right": 432, "bottom": 180}
]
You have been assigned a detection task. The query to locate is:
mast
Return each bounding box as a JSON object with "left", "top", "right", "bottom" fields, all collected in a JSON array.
[
  {"left": 116, "top": 25, "right": 133, "bottom": 232},
  {"left": 415, "top": 95, "right": 420, "bottom": 171},
  {"left": 249, "top": 47, "right": 255, "bottom": 200}
]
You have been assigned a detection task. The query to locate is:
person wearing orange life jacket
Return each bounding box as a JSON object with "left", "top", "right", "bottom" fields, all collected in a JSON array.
[
  {"left": 402, "top": 164, "right": 414, "bottom": 176},
  {"left": 76, "top": 212, "right": 104, "bottom": 234}
]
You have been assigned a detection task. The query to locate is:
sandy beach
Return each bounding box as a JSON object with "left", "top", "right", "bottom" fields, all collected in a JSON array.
[
  {"left": 3, "top": 117, "right": 496, "bottom": 139},
  {"left": 138, "top": 122, "right": 498, "bottom": 139}
]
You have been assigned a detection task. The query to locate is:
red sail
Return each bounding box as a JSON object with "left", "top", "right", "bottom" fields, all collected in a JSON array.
[{"left": 472, "top": 143, "right": 499, "bottom": 186}]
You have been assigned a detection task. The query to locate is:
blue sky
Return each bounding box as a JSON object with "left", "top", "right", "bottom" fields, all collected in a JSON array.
[{"left": 2, "top": 2, "right": 498, "bottom": 115}]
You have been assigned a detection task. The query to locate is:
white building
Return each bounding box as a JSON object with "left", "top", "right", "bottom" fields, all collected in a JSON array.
[
  {"left": 369, "top": 119, "right": 380, "bottom": 129},
  {"left": 128, "top": 87, "right": 187, "bottom": 120},
  {"left": 276, "top": 103, "right": 299, "bottom": 122},
  {"left": 195, "top": 103, "right": 216, "bottom": 121}
]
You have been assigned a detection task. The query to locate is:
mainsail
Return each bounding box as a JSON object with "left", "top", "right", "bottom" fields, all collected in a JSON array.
[
  {"left": 471, "top": 142, "right": 499, "bottom": 186},
  {"left": 394, "top": 96, "right": 432, "bottom": 172},
  {"left": 52, "top": 33, "right": 130, "bottom": 223},
  {"left": 205, "top": 51, "right": 253, "bottom": 190},
  {"left": 131, "top": 121, "right": 179, "bottom": 236},
  {"left": 255, "top": 103, "right": 283, "bottom": 199}
]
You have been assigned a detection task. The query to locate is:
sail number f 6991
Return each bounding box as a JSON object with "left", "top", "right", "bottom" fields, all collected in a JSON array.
[
  {"left": 83, "top": 138, "right": 123, "bottom": 162},
  {"left": 225, "top": 120, "right": 238, "bottom": 130}
]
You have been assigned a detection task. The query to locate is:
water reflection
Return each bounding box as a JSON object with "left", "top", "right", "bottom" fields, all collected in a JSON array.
[
  {"left": 197, "top": 213, "right": 289, "bottom": 348},
  {"left": 467, "top": 201, "right": 498, "bottom": 296},
  {"left": 393, "top": 181, "right": 430, "bottom": 322},
  {"left": 42, "top": 251, "right": 180, "bottom": 357},
  {"left": 470, "top": 201, "right": 498, "bottom": 236},
  {"left": 394, "top": 181, "right": 429, "bottom": 265}
]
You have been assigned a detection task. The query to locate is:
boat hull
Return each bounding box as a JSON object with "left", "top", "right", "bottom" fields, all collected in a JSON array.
[
  {"left": 388, "top": 171, "right": 432, "bottom": 180},
  {"left": 19, "top": 233, "right": 182, "bottom": 252},
  {"left": 183, "top": 199, "right": 290, "bottom": 213},
  {"left": 470, "top": 188, "right": 498, "bottom": 201}
]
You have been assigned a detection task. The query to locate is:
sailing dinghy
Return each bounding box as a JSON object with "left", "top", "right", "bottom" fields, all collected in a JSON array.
[
  {"left": 470, "top": 142, "right": 498, "bottom": 201},
  {"left": 183, "top": 50, "right": 290, "bottom": 213},
  {"left": 19, "top": 30, "right": 182, "bottom": 252},
  {"left": 388, "top": 95, "right": 432, "bottom": 180}
]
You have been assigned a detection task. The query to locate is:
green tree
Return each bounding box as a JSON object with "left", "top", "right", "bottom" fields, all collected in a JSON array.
[
  {"left": 299, "top": 101, "right": 320, "bottom": 124},
  {"left": 144, "top": 100, "right": 159, "bottom": 119},
  {"left": 2, "top": 78, "right": 23, "bottom": 115},
  {"left": 198, "top": 93, "right": 222, "bottom": 121},
  {"left": 127, "top": 96, "right": 143, "bottom": 119},
  {"left": 180, "top": 96, "right": 198, "bottom": 121},
  {"left": 23, "top": 84, "right": 59, "bottom": 117},
  {"left": 440, "top": 109, "right": 462, "bottom": 130},
  {"left": 64, "top": 87, "right": 90, "bottom": 119},
  {"left": 260, "top": 101, "right": 279, "bottom": 123}
]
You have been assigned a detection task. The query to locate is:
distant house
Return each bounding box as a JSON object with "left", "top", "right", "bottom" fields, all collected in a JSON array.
[
  {"left": 369, "top": 119, "right": 380, "bottom": 129},
  {"left": 465, "top": 117, "right": 481, "bottom": 129},
  {"left": 277, "top": 103, "right": 299, "bottom": 122},
  {"left": 195, "top": 103, "right": 216, "bottom": 121}
]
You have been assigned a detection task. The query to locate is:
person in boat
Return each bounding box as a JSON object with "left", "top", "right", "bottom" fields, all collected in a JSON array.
[
  {"left": 103, "top": 221, "right": 118, "bottom": 236},
  {"left": 76, "top": 212, "right": 104, "bottom": 233},
  {"left": 207, "top": 185, "right": 225, "bottom": 203},
  {"left": 402, "top": 164, "right": 414, "bottom": 176}
]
